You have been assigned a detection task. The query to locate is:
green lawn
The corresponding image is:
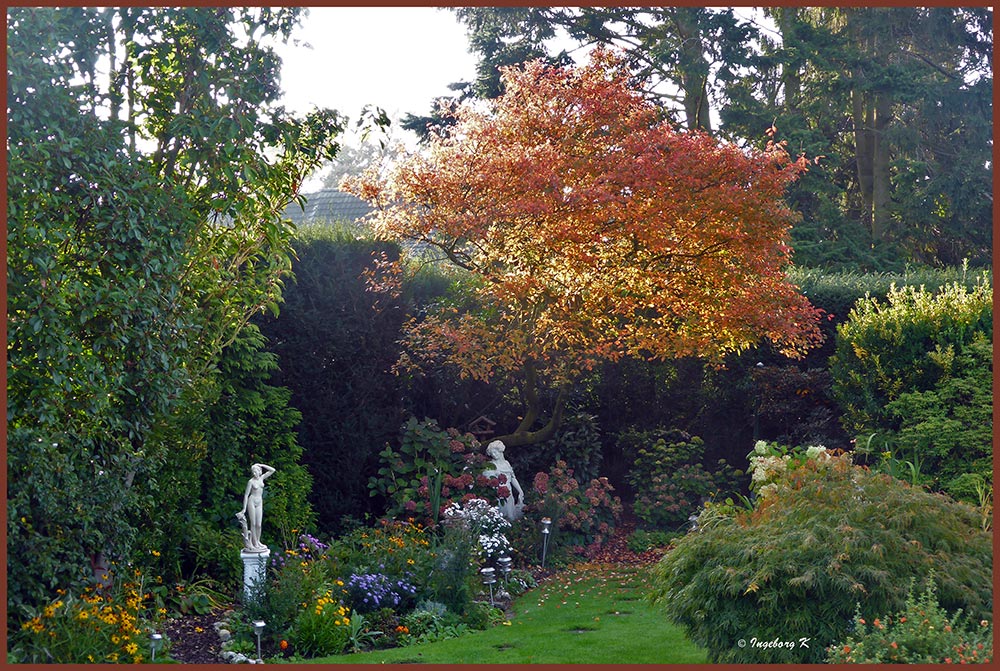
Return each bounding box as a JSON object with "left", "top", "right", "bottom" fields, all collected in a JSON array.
[{"left": 308, "top": 563, "right": 707, "bottom": 664}]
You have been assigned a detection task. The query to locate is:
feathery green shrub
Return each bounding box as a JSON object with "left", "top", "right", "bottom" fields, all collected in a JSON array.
[{"left": 648, "top": 453, "right": 992, "bottom": 663}]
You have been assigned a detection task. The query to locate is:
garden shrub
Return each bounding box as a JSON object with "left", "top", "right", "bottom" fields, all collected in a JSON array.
[
  {"left": 829, "top": 280, "right": 992, "bottom": 437},
  {"left": 884, "top": 334, "right": 992, "bottom": 499},
  {"left": 524, "top": 460, "right": 622, "bottom": 560},
  {"left": 648, "top": 451, "right": 992, "bottom": 663},
  {"left": 441, "top": 498, "right": 512, "bottom": 566},
  {"left": 826, "top": 576, "right": 993, "bottom": 664},
  {"left": 625, "top": 430, "right": 741, "bottom": 531},
  {"left": 368, "top": 417, "right": 504, "bottom": 523},
  {"left": 287, "top": 589, "right": 351, "bottom": 657}
]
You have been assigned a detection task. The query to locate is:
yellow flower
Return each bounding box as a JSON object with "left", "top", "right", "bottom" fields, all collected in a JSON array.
[
  {"left": 77, "top": 611, "right": 89, "bottom": 620},
  {"left": 150, "top": 549, "right": 161, "bottom": 557},
  {"left": 125, "top": 642, "right": 139, "bottom": 655}
]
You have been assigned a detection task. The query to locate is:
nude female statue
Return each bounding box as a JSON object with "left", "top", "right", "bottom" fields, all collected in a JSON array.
[
  {"left": 236, "top": 463, "right": 275, "bottom": 552},
  {"left": 484, "top": 440, "right": 525, "bottom": 520}
]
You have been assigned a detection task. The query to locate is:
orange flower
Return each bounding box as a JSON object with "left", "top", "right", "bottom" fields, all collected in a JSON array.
[
  {"left": 280, "top": 640, "right": 288, "bottom": 650},
  {"left": 890, "top": 642, "right": 898, "bottom": 649}
]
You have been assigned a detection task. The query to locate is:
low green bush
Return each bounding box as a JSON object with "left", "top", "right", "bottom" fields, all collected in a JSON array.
[
  {"left": 826, "top": 576, "right": 993, "bottom": 664},
  {"left": 626, "top": 529, "right": 679, "bottom": 554},
  {"left": 649, "top": 452, "right": 992, "bottom": 663},
  {"left": 287, "top": 589, "right": 351, "bottom": 657},
  {"left": 884, "top": 334, "right": 992, "bottom": 498}
]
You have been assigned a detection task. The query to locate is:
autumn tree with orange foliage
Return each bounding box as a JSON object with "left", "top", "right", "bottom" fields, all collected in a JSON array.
[{"left": 343, "top": 49, "right": 823, "bottom": 447}]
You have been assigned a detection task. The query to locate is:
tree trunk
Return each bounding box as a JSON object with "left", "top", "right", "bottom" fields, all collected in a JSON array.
[
  {"left": 852, "top": 84, "right": 875, "bottom": 235},
  {"left": 673, "top": 8, "right": 713, "bottom": 133},
  {"left": 493, "top": 360, "right": 569, "bottom": 447},
  {"left": 871, "top": 91, "right": 893, "bottom": 241}
]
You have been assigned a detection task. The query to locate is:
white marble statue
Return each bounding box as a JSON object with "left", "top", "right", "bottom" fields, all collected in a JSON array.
[
  {"left": 483, "top": 440, "right": 525, "bottom": 520},
  {"left": 236, "top": 463, "right": 275, "bottom": 553}
]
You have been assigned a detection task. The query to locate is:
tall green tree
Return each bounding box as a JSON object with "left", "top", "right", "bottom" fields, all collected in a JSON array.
[
  {"left": 7, "top": 6, "right": 342, "bottom": 623},
  {"left": 723, "top": 7, "right": 992, "bottom": 268},
  {"left": 448, "top": 6, "right": 756, "bottom": 133}
]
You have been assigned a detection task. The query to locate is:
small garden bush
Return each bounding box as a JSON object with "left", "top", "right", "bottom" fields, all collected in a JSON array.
[
  {"left": 368, "top": 417, "right": 506, "bottom": 523},
  {"left": 884, "top": 334, "right": 992, "bottom": 500},
  {"left": 649, "top": 447, "right": 992, "bottom": 663},
  {"left": 522, "top": 460, "right": 622, "bottom": 561},
  {"left": 287, "top": 589, "right": 352, "bottom": 656},
  {"left": 625, "top": 429, "right": 741, "bottom": 531},
  {"left": 827, "top": 576, "right": 993, "bottom": 664}
]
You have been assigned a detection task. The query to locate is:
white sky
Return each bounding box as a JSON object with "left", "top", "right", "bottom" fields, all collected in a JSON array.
[{"left": 276, "top": 7, "right": 478, "bottom": 137}]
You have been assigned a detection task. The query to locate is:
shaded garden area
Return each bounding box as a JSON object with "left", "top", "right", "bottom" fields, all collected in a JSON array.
[{"left": 7, "top": 6, "right": 992, "bottom": 665}]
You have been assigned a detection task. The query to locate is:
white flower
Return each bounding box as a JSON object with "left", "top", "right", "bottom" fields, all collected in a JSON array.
[
  {"left": 805, "top": 445, "right": 829, "bottom": 460},
  {"left": 753, "top": 440, "right": 769, "bottom": 456}
]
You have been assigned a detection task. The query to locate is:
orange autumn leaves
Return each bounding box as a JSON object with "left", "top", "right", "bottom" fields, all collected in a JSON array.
[{"left": 343, "top": 49, "right": 823, "bottom": 385}]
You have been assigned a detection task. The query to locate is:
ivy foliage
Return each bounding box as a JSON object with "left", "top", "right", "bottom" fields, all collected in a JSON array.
[
  {"left": 7, "top": 6, "right": 342, "bottom": 624},
  {"left": 648, "top": 455, "right": 992, "bottom": 663}
]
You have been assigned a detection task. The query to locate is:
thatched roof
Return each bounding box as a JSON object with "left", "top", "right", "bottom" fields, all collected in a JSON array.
[{"left": 282, "top": 189, "right": 373, "bottom": 226}]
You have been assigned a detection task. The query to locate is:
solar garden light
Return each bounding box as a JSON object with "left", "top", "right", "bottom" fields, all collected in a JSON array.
[
  {"left": 149, "top": 632, "right": 163, "bottom": 662},
  {"left": 480, "top": 567, "right": 497, "bottom": 605},
  {"left": 253, "top": 620, "right": 266, "bottom": 661},
  {"left": 540, "top": 517, "right": 552, "bottom": 567},
  {"left": 497, "top": 556, "right": 512, "bottom": 584}
]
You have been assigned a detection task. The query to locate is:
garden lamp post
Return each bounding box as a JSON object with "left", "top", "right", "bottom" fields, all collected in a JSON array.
[
  {"left": 481, "top": 567, "right": 497, "bottom": 605},
  {"left": 253, "top": 620, "right": 266, "bottom": 661},
  {"left": 541, "top": 517, "right": 551, "bottom": 567},
  {"left": 149, "top": 632, "right": 163, "bottom": 662},
  {"left": 498, "top": 556, "right": 512, "bottom": 585}
]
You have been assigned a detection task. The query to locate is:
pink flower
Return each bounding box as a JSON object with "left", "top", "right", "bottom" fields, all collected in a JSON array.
[
  {"left": 450, "top": 440, "right": 465, "bottom": 453},
  {"left": 404, "top": 500, "right": 417, "bottom": 512},
  {"left": 497, "top": 486, "right": 511, "bottom": 499}
]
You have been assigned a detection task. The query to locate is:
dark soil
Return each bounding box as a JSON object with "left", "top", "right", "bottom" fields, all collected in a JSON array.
[{"left": 161, "top": 607, "right": 231, "bottom": 664}]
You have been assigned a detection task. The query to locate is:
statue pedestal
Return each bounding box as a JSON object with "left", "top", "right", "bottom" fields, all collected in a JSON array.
[{"left": 240, "top": 548, "right": 270, "bottom": 604}]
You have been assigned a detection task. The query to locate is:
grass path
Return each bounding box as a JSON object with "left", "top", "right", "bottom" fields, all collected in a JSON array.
[{"left": 311, "top": 562, "right": 707, "bottom": 664}]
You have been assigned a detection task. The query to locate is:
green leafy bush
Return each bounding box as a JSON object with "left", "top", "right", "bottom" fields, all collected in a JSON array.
[
  {"left": 287, "top": 589, "right": 351, "bottom": 657},
  {"left": 829, "top": 280, "right": 992, "bottom": 436},
  {"left": 626, "top": 529, "right": 679, "bottom": 554},
  {"left": 626, "top": 430, "right": 741, "bottom": 531},
  {"left": 884, "top": 334, "right": 992, "bottom": 499},
  {"left": 827, "top": 577, "right": 993, "bottom": 663},
  {"left": 368, "top": 417, "right": 502, "bottom": 523},
  {"left": 648, "top": 453, "right": 992, "bottom": 663}
]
